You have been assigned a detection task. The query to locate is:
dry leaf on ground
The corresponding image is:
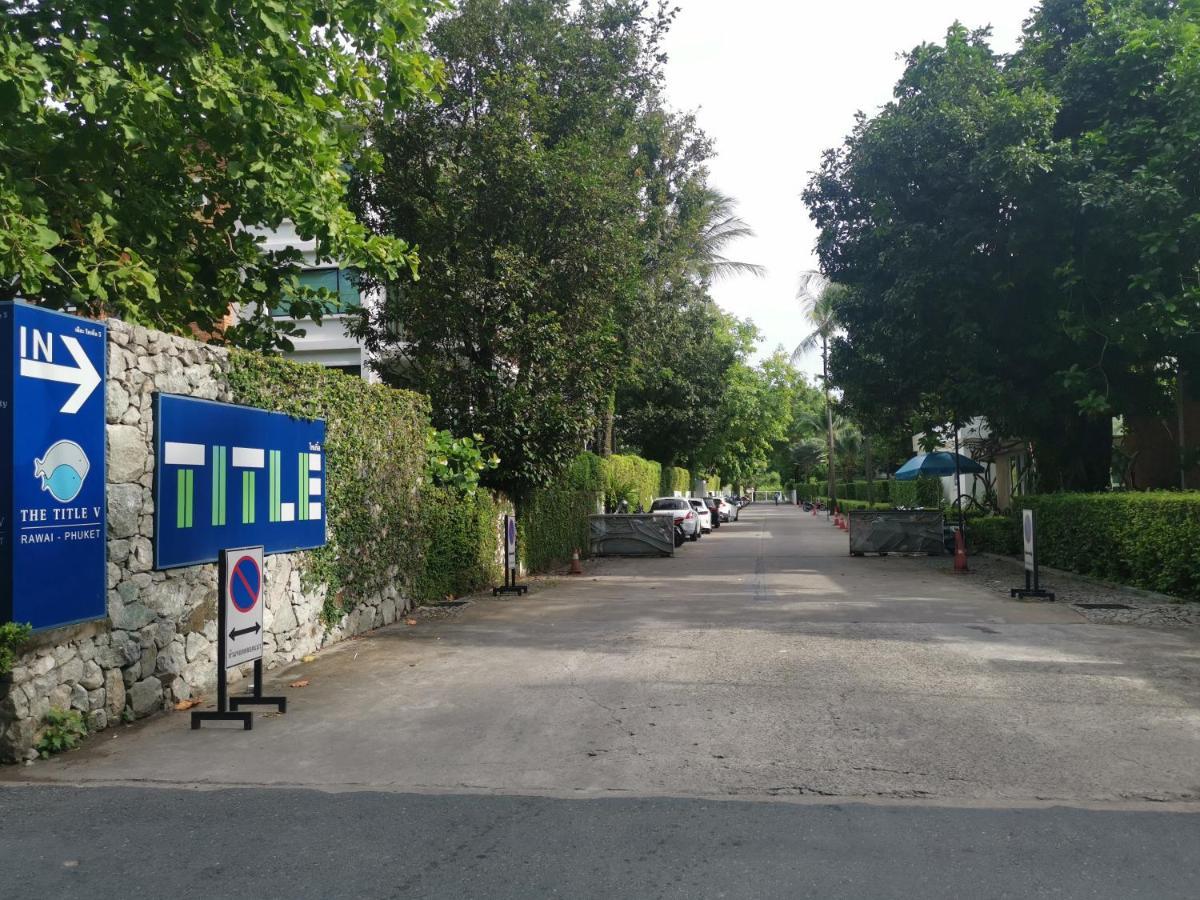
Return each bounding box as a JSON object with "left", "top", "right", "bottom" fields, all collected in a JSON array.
[
  {"left": 288, "top": 679, "right": 310, "bottom": 688},
  {"left": 405, "top": 618, "right": 418, "bottom": 626},
  {"left": 173, "top": 698, "right": 202, "bottom": 711}
]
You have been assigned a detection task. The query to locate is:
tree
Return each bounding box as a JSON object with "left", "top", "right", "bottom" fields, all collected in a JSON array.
[
  {"left": 793, "top": 272, "right": 843, "bottom": 502},
  {"left": 1, "top": 0, "right": 444, "bottom": 348},
  {"left": 350, "top": 0, "right": 678, "bottom": 495},
  {"left": 804, "top": 6, "right": 1200, "bottom": 491}
]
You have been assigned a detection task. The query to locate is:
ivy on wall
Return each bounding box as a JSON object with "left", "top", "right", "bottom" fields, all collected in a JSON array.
[{"left": 228, "top": 352, "right": 429, "bottom": 622}]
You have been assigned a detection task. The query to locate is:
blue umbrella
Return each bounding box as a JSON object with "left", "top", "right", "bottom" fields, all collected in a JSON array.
[{"left": 894, "top": 451, "right": 985, "bottom": 481}]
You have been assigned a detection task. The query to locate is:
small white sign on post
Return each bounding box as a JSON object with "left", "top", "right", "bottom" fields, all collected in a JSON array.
[
  {"left": 1011, "top": 508, "right": 1055, "bottom": 601},
  {"left": 222, "top": 545, "right": 264, "bottom": 669},
  {"left": 1022, "top": 509, "right": 1036, "bottom": 573},
  {"left": 505, "top": 514, "right": 518, "bottom": 572}
]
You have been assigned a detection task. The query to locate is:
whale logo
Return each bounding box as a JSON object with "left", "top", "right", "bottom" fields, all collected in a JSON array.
[{"left": 34, "top": 440, "right": 90, "bottom": 503}]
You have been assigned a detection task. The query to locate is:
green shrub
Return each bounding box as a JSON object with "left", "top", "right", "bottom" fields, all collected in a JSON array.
[
  {"left": 417, "top": 487, "right": 503, "bottom": 601},
  {"left": 1018, "top": 492, "right": 1200, "bottom": 601},
  {"left": 36, "top": 708, "right": 87, "bottom": 758},
  {"left": 966, "top": 515, "right": 1021, "bottom": 555},
  {"left": 603, "top": 454, "right": 661, "bottom": 511},
  {"left": 892, "top": 477, "right": 944, "bottom": 508},
  {"left": 521, "top": 487, "right": 596, "bottom": 572},
  {"left": 566, "top": 452, "right": 605, "bottom": 493},
  {"left": 660, "top": 466, "right": 691, "bottom": 496},
  {"left": 0, "top": 621, "right": 31, "bottom": 676}
]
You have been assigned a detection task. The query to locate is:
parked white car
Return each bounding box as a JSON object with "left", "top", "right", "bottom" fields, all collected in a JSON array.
[
  {"left": 714, "top": 497, "right": 736, "bottom": 522},
  {"left": 650, "top": 497, "right": 702, "bottom": 541},
  {"left": 688, "top": 498, "right": 713, "bottom": 533}
]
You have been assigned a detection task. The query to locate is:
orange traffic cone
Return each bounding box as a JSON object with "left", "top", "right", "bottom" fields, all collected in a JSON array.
[
  {"left": 953, "top": 530, "right": 969, "bottom": 573},
  {"left": 569, "top": 548, "right": 584, "bottom": 575}
]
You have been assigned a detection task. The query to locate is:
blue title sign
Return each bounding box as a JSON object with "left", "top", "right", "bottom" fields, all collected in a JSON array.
[
  {"left": 154, "top": 395, "right": 326, "bottom": 569},
  {"left": 0, "top": 303, "right": 107, "bottom": 631}
]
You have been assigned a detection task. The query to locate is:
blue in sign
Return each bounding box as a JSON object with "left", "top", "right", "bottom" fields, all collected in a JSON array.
[
  {"left": 0, "top": 302, "right": 107, "bottom": 631},
  {"left": 154, "top": 394, "right": 326, "bottom": 568},
  {"left": 229, "top": 555, "right": 261, "bottom": 613}
]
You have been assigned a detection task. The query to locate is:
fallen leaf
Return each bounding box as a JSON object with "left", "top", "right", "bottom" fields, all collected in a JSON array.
[
  {"left": 302, "top": 655, "right": 316, "bottom": 663},
  {"left": 289, "top": 679, "right": 310, "bottom": 688},
  {"left": 174, "top": 698, "right": 202, "bottom": 711},
  {"left": 405, "top": 618, "right": 418, "bottom": 626}
]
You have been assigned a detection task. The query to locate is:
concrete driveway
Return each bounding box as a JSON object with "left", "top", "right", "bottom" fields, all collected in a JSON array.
[{"left": 8, "top": 504, "right": 1199, "bottom": 805}]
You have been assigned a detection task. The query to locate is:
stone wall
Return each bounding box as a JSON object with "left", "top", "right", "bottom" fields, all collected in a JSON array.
[{"left": 0, "top": 319, "right": 411, "bottom": 762}]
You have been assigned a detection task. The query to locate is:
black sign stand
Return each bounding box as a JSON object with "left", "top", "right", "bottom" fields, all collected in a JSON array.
[
  {"left": 1011, "top": 510, "right": 1055, "bottom": 602},
  {"left": 191, "top": 559, "right": 252, "bottom": 730},
  {"left": 191, "top": 549, "right": 286, "bottom": 730},
  {"left": 493, "top": 515, "right": 527, "bottom": 597}
]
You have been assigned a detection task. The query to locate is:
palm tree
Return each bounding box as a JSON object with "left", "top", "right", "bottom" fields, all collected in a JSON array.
[
  {"left": 793, "top": 271, "right": 843, "bottom": 507},
  {"left": 687, "top": 189, "right": 766, "bottom": 283}
]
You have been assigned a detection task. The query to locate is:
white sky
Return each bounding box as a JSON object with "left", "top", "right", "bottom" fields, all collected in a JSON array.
[{"left": 662, "top": 0, "right": 1037, "bottom": 376}]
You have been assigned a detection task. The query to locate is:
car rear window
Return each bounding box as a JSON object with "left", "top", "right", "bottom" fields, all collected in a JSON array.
[{"left": 651, "top": 499, "right": 686, "bottom": 510}]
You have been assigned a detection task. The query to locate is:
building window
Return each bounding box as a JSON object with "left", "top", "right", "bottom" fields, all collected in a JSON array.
[{"left": 273, "top": 268, "right": 361, "bottom": 317}]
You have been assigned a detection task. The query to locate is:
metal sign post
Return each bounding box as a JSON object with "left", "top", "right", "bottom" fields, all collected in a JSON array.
[
  {"left": 192, "top": 545, "right": 286, "bottom": 730},
  {"left": 492, "top": 514, "right": 527, "bottom": 597},
  {"left": 1010, "top": 509, "right": 1055, "bottom": 601}
]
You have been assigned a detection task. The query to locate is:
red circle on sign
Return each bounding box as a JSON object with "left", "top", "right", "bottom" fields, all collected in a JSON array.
[{"left": 230, "top": 555, "right": 261, "bottom": 613}]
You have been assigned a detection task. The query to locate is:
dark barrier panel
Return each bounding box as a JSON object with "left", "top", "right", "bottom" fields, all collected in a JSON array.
[
  {"left": 848, "top": 510, "right": 945, "bottom": 555},
  {"left": 589, "top": 514, "right": 674, "bottom": 557}
]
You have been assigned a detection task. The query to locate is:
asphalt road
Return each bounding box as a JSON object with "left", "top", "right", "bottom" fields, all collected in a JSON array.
[
  {"left": 3, "top": 505, "right": 1199, "bottom": 897},
  {"left": 3, "top": 786, "right": 1199, "bottom": 899}
]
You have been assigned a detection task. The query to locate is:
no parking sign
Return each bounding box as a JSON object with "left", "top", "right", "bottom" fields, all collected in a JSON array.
[{"left": 222, "top": 545, "right": 264, "bottom": 669}]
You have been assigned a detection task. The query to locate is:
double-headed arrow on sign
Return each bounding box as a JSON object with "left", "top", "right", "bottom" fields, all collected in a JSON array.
[
  {"left": 229, "top": 622, "right": 261, "bottom": 641},
  {"left": 20, "top": 335, "right": 102, "bottom": 414}
]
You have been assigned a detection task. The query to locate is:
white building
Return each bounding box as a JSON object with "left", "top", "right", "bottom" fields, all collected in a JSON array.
[{"left": 248, "top": 221, "right": 377, "bottom": 380}]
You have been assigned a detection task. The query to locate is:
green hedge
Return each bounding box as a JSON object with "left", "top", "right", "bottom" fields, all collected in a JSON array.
[
  {"left": 966, "top": 515, "right": 1021, "bottom": 555},
  {"left": 416, "top": 487, "right": 503, "bottom": 602},
  {"left": 603, "top": 454, "right": 662, "bottom": 511},
  {"left": 1017, "top": 493, "right": 1200, "bottom": 601},
  {"left": 891, "top": 477, "right": 944, "bottom": 508},
  {"left": 229, "top": 352, "right": 428, "bottom": 623},
  {"left": 661, "top": 465, "right": 691, "bottom": 496},
  {"left": 566, "top": 452, "right": 606, "bottom": 492},
  {"left": 520, "top": 488, "right": 596, "bottom": 572}
]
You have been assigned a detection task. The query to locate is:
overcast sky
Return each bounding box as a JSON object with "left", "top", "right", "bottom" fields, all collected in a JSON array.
[{"left": 661, "top": 0, "right": 1037, "bottom": 376}]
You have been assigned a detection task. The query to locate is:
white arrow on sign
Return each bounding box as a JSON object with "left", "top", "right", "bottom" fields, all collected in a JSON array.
[{"left": 19, "top": 335, "right": 102, "bottom": 414}]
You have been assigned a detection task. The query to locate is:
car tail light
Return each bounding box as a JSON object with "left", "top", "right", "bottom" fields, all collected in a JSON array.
[
  {"left": 673, "top": 515, "right": 684, "bottom": 524},
  {"left": 686, "top": 511, "right": 694, "bottom": 520}
]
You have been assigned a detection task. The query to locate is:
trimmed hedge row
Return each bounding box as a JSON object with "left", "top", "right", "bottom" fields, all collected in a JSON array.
[
  {"left": 965, "top": 516, "right": 1021, "bottom": 556},
  {"left": 1020, "top": 493, "right": 1200, "bottom": 601},
  {"left": 966, "top": 494, "right": 1200, "bottom": 601},
  {"left": 417, "top": 487, "right": 504, "bottom": 602},
  {"left": 891, "top": 477, "right": 944, "bottom": 508},
  {"left": 661, "top": 465, "right": 692, "bottom": 496},
  {"left": 604, "top": 454, "right": 662, "bottom": 511},
  {"left": 520, "top": 487, "right": 597, "bottom": 572}
]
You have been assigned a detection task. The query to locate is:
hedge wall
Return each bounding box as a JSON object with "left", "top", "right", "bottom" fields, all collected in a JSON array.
[
  {"left": 965, "top": 515, "right": 1021, "bottom": 555},
  {"left": 228, "top": 352, "right": 428, "bottom": 621},
  {"left": 891, "top": 477, "right": 944, "bottom": 508},
  {"left": 1017, "top": 493, "right": 1200, "bottom": 601},
  {"left": 661, "top": 465, "right": 692, "bottom": 496},
  {"left": 520, "top": 488, "right": 596, "bottom": 572},
  {"left": 416, "top": 487, "right": 504, "bottom": 602},
  {"left": 604, "top": 454, "right": 662, "bottom": 511}
]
